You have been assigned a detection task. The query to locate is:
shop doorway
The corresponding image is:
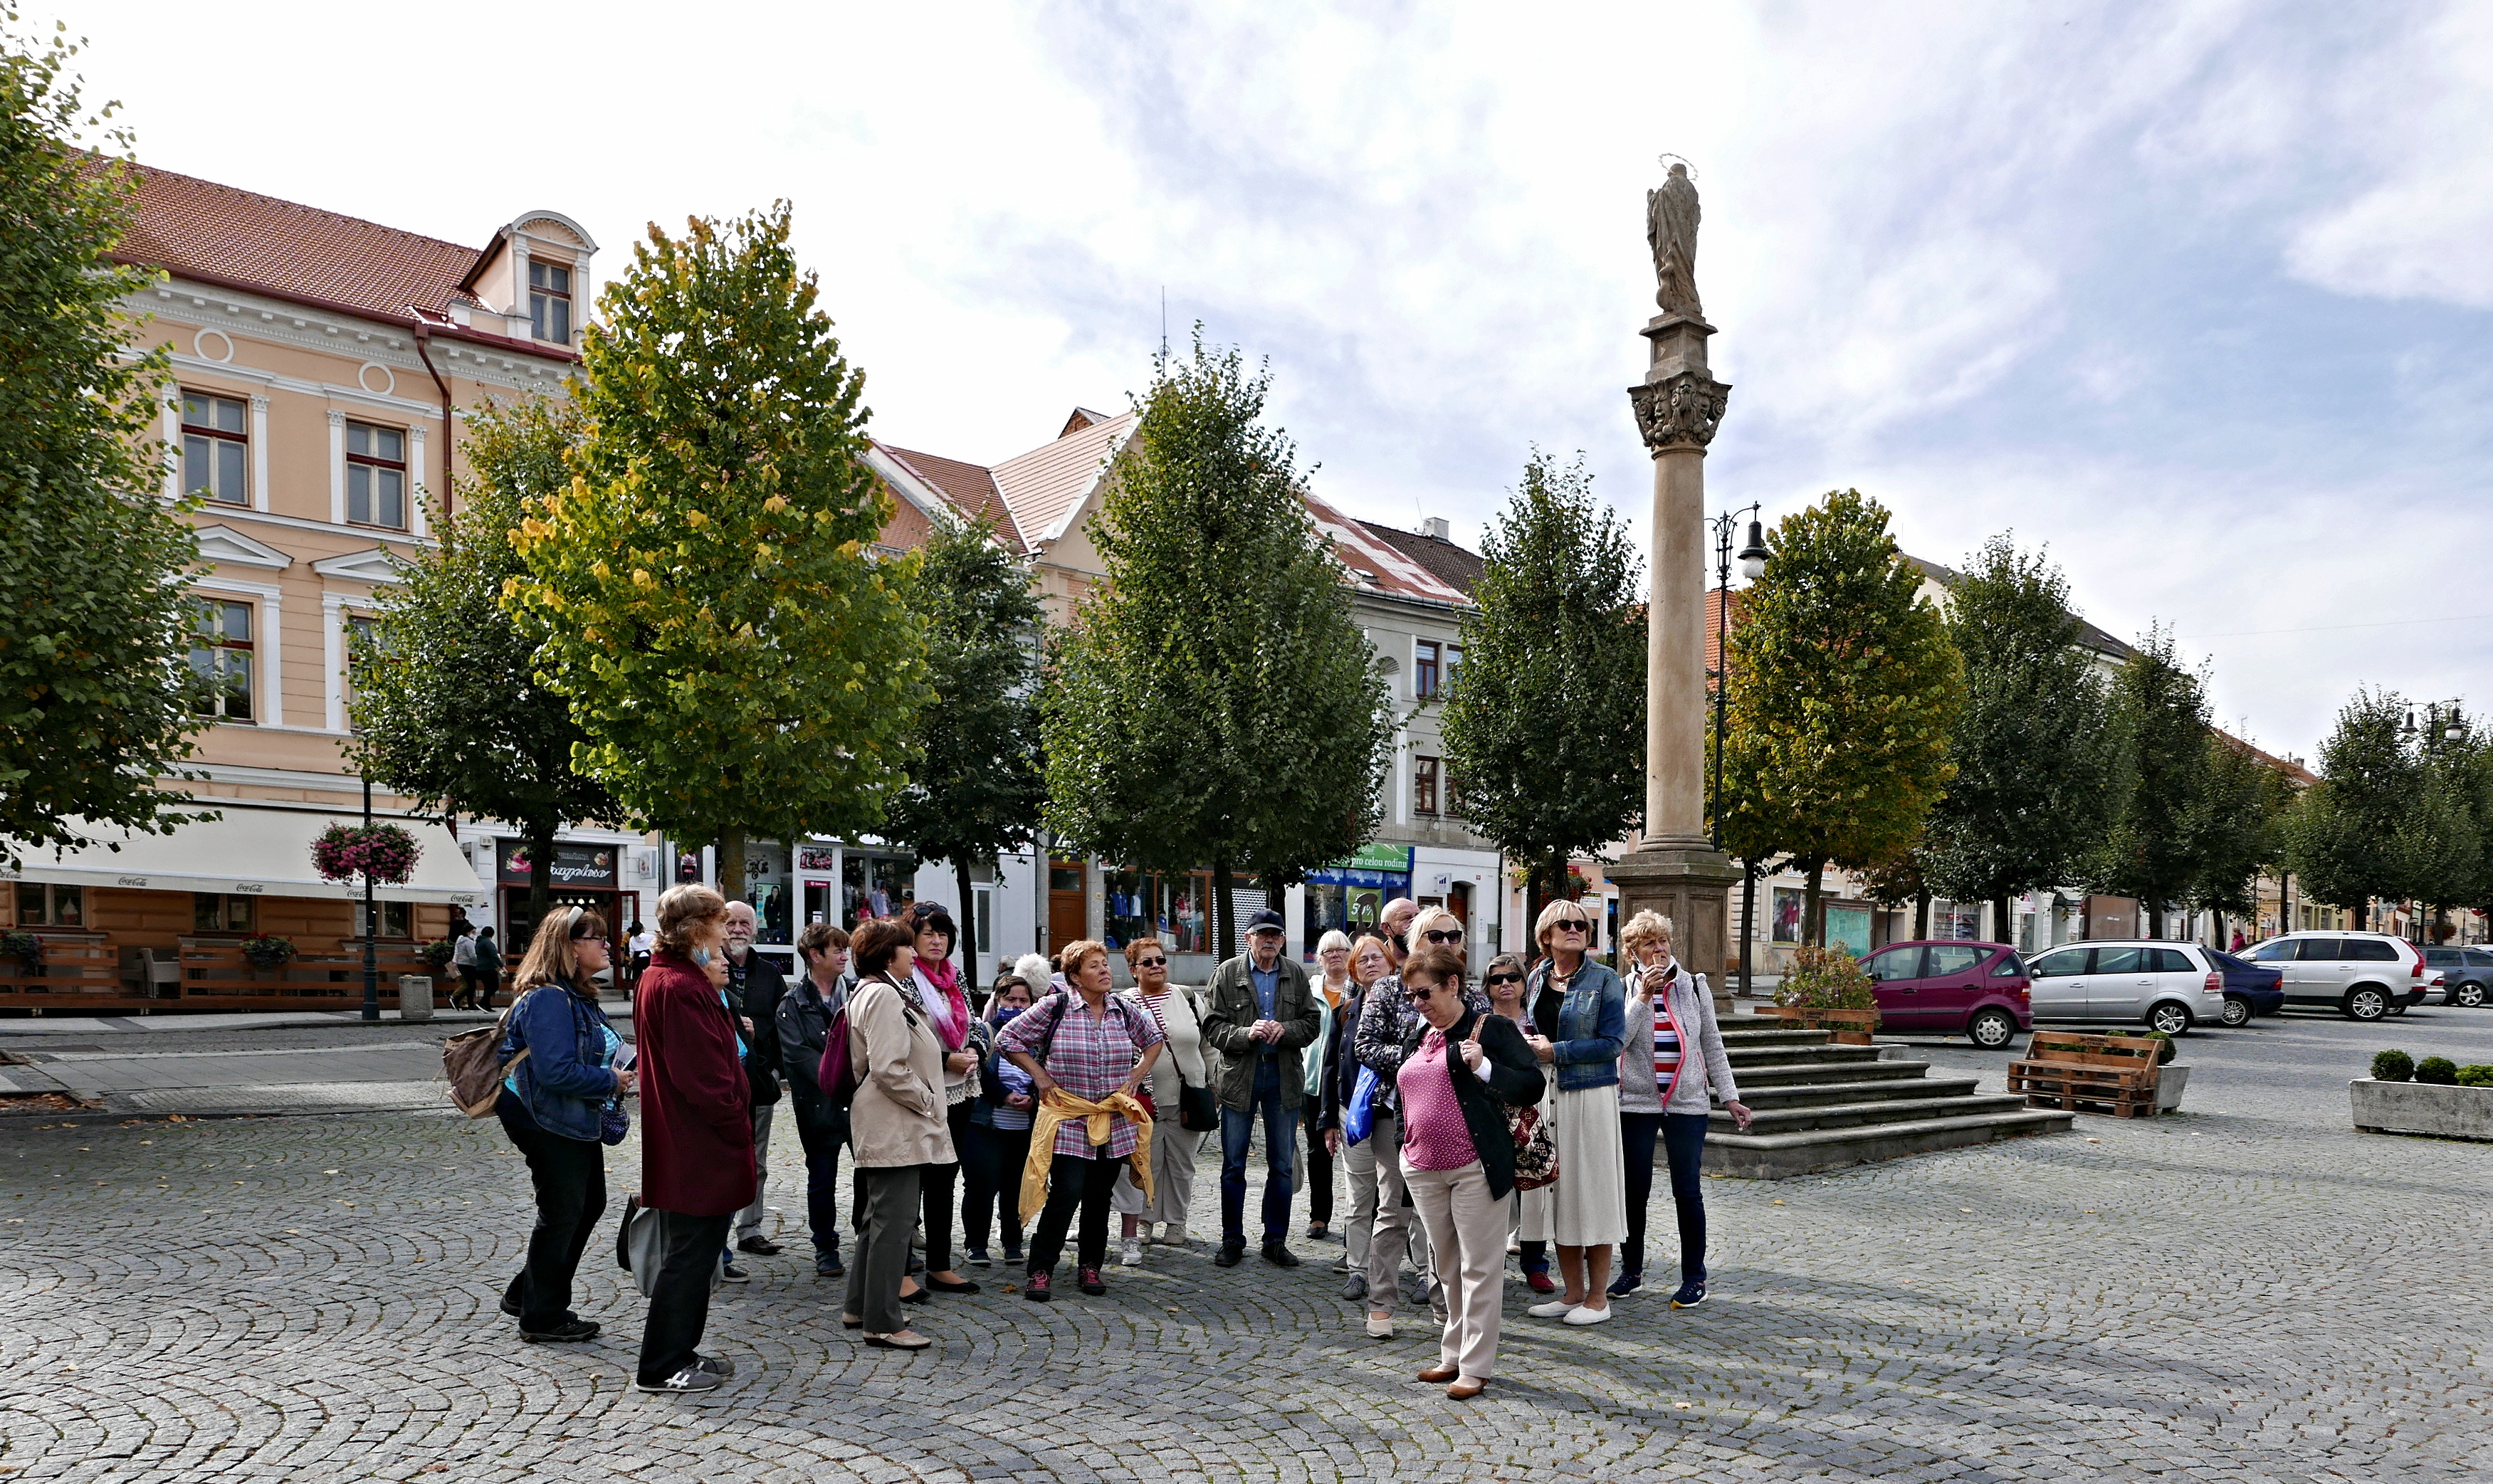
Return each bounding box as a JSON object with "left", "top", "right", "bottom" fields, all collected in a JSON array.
[{"left": 1047, "top": 857, "right": 1086, "bottom": 957}]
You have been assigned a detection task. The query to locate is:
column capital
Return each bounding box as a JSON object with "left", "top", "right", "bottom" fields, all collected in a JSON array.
[{"left": 1629, "top": 370, "right": 1731, "bottom": 454}]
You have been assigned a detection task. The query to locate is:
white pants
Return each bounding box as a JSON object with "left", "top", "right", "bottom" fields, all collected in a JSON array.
[
  {"left": 1345, "top": 1108, "right": 1431, "bottom": 1303},
  {"left": 1404, "top": 1159, "right": 1509, "bottom": 1382}
]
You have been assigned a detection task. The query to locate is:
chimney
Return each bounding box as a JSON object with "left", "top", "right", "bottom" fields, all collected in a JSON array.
[{"left": 1419, "top": 516, "right": 1451, "bottom": 542}]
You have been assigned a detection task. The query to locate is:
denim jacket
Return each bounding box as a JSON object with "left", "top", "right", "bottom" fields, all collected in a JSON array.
[
  {"left": 1523, "top": 956, "right": 1627, "bottom": 1092},
  {"left": 503, "top": 980, "right": 619, "bottom": 1141}
]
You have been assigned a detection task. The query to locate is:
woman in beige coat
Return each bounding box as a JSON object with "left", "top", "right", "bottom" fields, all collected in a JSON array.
[{"left": 841, "top": 918, "right": 955, "bottom": 1349}]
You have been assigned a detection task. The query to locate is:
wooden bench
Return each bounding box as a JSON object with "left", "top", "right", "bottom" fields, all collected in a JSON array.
[{"left": 2008, "top": 1030, "right": 2164, "bottom": 1118}]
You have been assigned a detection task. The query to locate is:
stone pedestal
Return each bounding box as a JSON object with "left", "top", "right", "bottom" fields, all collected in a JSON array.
[{"left": 1606, "top": 848, "right": 1739, "bottom": 1009}]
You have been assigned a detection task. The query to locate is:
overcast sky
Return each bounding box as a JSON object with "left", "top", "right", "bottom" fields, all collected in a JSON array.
[{"left": 46, "top": 1, "right": 2493, "bottom": 758}]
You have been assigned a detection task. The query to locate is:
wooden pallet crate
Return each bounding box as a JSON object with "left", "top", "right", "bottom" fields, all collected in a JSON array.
[{"left": 2009, "top": 1030, "right": 2164, "bottom": 1118}]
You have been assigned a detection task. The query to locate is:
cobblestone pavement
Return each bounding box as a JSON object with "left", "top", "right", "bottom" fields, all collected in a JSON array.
[{"left": 4, "top": 1013, "right": 2490, "bottom": 1482}]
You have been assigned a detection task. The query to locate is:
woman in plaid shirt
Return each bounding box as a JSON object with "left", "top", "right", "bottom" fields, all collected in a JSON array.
[{"left": 996, "top": 939, "right": 1164, "bottom": 1300}]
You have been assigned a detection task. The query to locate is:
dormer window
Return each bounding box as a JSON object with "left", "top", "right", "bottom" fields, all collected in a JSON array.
[{"left": 528, "top": 261, "right": 572, "bottom": 344}]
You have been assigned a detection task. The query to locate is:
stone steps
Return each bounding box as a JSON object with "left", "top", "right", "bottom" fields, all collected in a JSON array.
[{"left": 1698, "top": 1026, "right": 2071, "bottom": 1178}]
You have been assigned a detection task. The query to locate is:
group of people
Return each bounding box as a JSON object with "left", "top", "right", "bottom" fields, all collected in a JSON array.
[{"left": 484, "top": 882, "right": 1750, "bottom": 1399}]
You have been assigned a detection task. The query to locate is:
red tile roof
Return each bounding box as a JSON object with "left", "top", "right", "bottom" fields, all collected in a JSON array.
[
  {"left": 1358, "top": 520, "right": 1486, "bottom": 598},
  {"left": 1308, "top": 493, "right": 1470, "bottom": 606},
  {"left": 114, "top": 161, "right": 484, "bottom": 324},
  {"left": 875, "top": 443, "right": 1026, "bottom": 551}
]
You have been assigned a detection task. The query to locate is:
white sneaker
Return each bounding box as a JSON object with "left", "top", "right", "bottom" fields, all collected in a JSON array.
[
  {"left": 1527, "top": 1298, "right": 1575, "bottom": 1319},
  {"left": 1364, "top": 1312, "right": 1394, "bottom": 1339},
  {"left": 1119, "top": 1236, "right": 1144, "bottom": 1267},
  {"left": 1162, "top": 1223, "right": 1187, "bottom": 1248},
  {"left": 1562, "top": 1304, "right": 1614, "bottom": 1326}
]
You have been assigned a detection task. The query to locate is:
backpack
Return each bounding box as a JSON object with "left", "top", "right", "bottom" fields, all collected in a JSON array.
[
  {"left": 816, "top": 977, "right": 918, "bottom": 1110},
  {"left": 444, "top": 990, "right": 532, "bottom": 1117}
]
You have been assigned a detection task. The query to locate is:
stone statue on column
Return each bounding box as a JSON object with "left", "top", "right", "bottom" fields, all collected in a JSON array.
[{"left": 1612, "top": 156, "right": 1739, "bottom": 1010}]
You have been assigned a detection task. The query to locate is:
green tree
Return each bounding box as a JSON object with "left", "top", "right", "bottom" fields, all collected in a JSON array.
[
  {"left": 1440, "top": 451, "right": 1647, "bottom": 929},
  {"left": 883, "top": 511, "right": 1046, "bottom": 979},
  {"left": 350, "top": 399, "right": 618, "bottom": 927},
  {"left": 1920, "top": 535, "right": 2117, "bottom": 936},
  {"left": 0, "top": 13, "right": 211, "bottom": 860},
  {"left": 2085, "top": 627, "right": 2210, "bottom": 937},
  {"left": 1042, "top": 333, "right": 1390, "bottom": 962},
  {"left": 2182, "top": 732, "right": 2292, "bottom": 944},
  {"left": 506, "top": 206, "right": 930, "bottom": 889},
  {"left": 2283, "top": 688, "right": 2415, "bottom": 931},
  {"left": 1716, "top": 490, "right": 1963, "bottom": 944},
  {"left": 2394, "top": 746, "right": 2479, "bottom": 940}
]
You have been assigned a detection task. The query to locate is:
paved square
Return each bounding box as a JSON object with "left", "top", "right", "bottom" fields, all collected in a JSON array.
[{"left": 4, "top": 1009, "right": 2490, "bottom": 1482}]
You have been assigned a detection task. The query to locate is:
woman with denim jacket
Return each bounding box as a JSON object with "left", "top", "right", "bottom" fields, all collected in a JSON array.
[
  {"left": 1519, "top": 898, "right": 1628, "bottom": 1326},
  {"left": 494, "top": 906, "right": 631, "bottom": 1344}
]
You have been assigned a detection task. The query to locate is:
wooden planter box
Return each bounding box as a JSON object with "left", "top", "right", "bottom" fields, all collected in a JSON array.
[
  {"left": 2351, "top": 1078, "right": 2493, "bottom": 1141},
  {"left": 1766, "top": 1005, "right": 1881, "bottom": 1044}
]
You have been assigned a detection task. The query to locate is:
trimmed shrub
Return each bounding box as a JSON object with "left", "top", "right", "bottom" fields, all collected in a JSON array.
[
  {"left": 2371, "top": 1049, "right": 2415, "bottom": 1082},
  {"left": 2455, "top": 1064, "right": 2493, "bottom": 1088},
  {"left": 2139, "top": 1028, "right": 2179, "bottom": 1065},
  {"left": 2415, "top": 1056, "right": 2459, "bottom": 1085}
]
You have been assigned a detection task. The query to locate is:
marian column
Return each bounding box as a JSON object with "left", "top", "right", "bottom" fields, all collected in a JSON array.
[{"left": 1606, "top": 161, "right": 1740, "bottom": 1008}]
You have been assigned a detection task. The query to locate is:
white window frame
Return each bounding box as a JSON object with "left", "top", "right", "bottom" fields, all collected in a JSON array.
[{"left": 191, "top": 576, "right": 283, "bottom": 727}]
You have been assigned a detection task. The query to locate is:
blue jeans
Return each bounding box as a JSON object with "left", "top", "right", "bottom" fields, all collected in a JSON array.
[
  {"left": 1219, "top": 1058, "right": 1298, "bottom": 1245},
  {"left": 1662, "top": 1111, "right": 1710, "bottom": 1283}
]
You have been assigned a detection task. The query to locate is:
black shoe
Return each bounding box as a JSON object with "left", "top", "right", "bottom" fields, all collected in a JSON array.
[
  {"left": 693, "top": 1353, "right": 735, "bottom": 1378},
  {"left": 520, "top": 1318, "right": 599, "bottom": 1343},
  {"left": 814, "top": 1254, "right": 844, "bottom": 1278},
  {"left": 928, "top": 1275, "right": 981, "bottom": 1295},
  {"left": 1213, "top": 1240, "right": 1246, "bottom": 1268},
  {"left": 720, "top": 1262, "right": 751, "bottom": 1284},
  {"left": 498, "top": 1295, "right": 522, "bottom": 1318},
  {"left": 1607, "top": 1270, "right": 1642, "bottom": 1298},
  {"left": 1670, "top": 1279, "right": 1707, "bottom": 1309},
  {"left": 1261, "top": 1242, "right": 1302, "bottom": 1268},
  {"left": 735, "top": 1235, "right": 783, "bottom": 1256},
  {"left": 900, "top": 1283, "right": 932, "bottom": 1305}
]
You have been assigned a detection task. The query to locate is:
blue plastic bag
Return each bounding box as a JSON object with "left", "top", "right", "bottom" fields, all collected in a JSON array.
[{"left": 1344, "top": 1064, "right": 1377, "bottom": 1145}]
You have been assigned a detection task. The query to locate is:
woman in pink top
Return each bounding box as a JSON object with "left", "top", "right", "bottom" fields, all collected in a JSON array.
[{"left": 1391, "top": 946, "right": 1545, "bottom": 1400}]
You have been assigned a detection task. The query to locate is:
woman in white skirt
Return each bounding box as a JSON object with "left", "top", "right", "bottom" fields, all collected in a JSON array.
[
  {"left": 1111, "top": 936, "right": 1204, "bottom": 1261},
  {"left": 1519, "top": 898, "right": 1629, "bottom": 1326}
]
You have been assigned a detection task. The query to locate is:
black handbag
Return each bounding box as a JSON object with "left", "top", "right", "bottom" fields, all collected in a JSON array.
[{"left": 1177, "top": 1079, "right": 1219, "bottom": 1132}]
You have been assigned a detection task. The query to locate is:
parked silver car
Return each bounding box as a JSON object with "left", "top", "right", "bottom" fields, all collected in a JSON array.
[
  {"left": 2240, "top": 931, "right": 2438, "bottom": 1020},
  {"left": 2020, "top": 940, "right": 2229, "bottom": 1036}
]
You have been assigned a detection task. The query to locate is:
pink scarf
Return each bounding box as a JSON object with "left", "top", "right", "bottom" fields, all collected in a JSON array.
[{"left": 918, "top": 956, "right": 968, "bottom": 1051}]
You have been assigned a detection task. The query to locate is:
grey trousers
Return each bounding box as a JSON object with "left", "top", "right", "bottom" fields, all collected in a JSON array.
[
  {"left": 734, "top": 1100, "right": 775, "bottom": 1240},
  {"left": 1345, "top": 1107, "right": 1430, "bottom": 1305},
  {"left": 843, "top": 1164, "right": 923, "bottom": 1335}
]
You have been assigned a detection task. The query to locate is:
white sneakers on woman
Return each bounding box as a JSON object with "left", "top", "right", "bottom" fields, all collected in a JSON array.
[
  {"left": 1526, "top": 1298, "right": 1576, "bottom": 1319},
  {"left": 1561, "top": 1304, "right": 1614, "bottom": 1326}
]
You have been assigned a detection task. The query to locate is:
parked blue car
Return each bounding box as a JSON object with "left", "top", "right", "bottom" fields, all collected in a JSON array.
[{"left": 2208, "top": 949, "right": 2285, "bottom": 1026}]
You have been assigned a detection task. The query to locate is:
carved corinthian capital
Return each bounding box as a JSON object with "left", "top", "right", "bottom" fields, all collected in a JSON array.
[{"left": 1629, "top": 371, "right": 1731, "bottom": 453}]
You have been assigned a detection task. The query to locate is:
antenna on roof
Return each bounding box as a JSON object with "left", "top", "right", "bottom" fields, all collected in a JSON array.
[{"left": 1157, "top": 287, "right": 1169, "bottom": 370}]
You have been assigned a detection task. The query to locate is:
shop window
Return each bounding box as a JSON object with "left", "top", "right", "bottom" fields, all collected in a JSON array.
[
  {"left": 1413, "top": 755, "right": 1440, "bottom": 816},
  {"left": 1771, "top": 886, "right": 1802, "bottom": 943},
  {"left": 15, "top": 883, "right": 83, "bottom": 927},
  {"left": 189, "top": 599, "right": 254, "bottom": 722},
  {"left": 355, "top": 901, "right": 413, "bottom": 940},
  {"left": 842, "top": 852, "right": 914, "bottom": 930},
  {"left": 181, "top": 390, "right": 249, "bottom": 505},
  {"left": 194, "top": 893, "right": 257, "bottom": 933},
  {"left": 345, "top": 423, "right": 407, "bottom": 530},
  {"left": 1104, "top": 866, "right": 1240, "bottom": 955},
  {"left": 529, "top": 261, "right": 573, "bottom": 344}
]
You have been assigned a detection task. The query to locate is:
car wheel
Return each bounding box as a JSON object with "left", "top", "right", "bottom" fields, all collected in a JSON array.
[
  {"left": 2458, "top": 981, "right": 2487, "bottom": 1009},
  {"left": 2344, "top": 986, "right": 2388, "bottom": 1021},
  {"left": 1966, "top": 1008, "right": 2017, "bottom": 1050},
  {"left": 2218, "top": 996, "right": 2252, "bottom": 1028},
  {"left": 2147, "top": 1001, "right": 2194, "bottom": 1037}
]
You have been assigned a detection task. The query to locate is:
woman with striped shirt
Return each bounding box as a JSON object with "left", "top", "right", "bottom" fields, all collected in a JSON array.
[{"left": 1615, "top": 910, "right": 1752, "bottom": 1306}]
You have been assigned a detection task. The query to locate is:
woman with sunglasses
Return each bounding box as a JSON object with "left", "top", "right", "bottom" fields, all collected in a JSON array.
[
  {"left": 1483, "top": 952, "right": 1556, "bottom": 1294},
  {"left": 1520, "top": 898, "right": 1629, "bottom": 1326},
  {"left": 1113, "top": 936, "right": 1204, "bottom": 1261},
  {"left": 494, "top": 906, "right": 631, "bottom": 1344}
]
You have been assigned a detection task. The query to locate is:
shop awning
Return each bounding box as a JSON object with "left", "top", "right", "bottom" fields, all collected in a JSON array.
[{"left": 2, "top": 805, "right": 484, "bottom": 905}]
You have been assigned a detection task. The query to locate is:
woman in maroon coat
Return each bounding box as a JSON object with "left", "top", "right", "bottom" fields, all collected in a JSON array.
[{"left": 633, "top": 883, "right": 755, "bottom": 1394}]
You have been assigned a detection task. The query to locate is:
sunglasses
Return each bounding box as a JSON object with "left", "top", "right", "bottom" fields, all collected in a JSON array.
[
  {"left": 1422, "top": 928, "right": 1464, "bottom": 944},
  {"left": 1484, "top": 972, "right": 1522, "bottom": 987},
  {"left": 1552, "top": 919, "right": 1590, "bottom": 932},
  {"left": 1405, "top": 984, "right": 1440, "bottom": 1002},
  {"left": 1133, "top": 956, "right": 1167, "bottom": 969},
  {"left": 572, "top": 931, "right": 609, "bottom": 944}
]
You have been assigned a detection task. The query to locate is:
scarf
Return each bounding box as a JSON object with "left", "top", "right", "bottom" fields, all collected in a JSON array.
[{"left": 918, "top": 957, "right": 968, "bottom": 1051}]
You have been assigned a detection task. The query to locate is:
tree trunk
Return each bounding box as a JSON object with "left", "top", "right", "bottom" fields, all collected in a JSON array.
[
  {"left": 2277, "top": 871, "right": 2291, "bottom": 937},
  {"left": 2146, "top": 901, "right": 2164, "bottom": 940},
  {"left": 1738, "top": 861, "right": 1757, "bottom": 998},
  {"left": 1802, "top": 858, "right": 1825, "bottom": 947},
  {"left": 717, "top": 826, "right": 748, "bottom": 902},
  {"left": 1914, "top": 886, "right": 1930, "bottom": 940},
  {"left": 2209, "top": 910, "right": 2226, "bottom": 949},
  {"left": 2353, "top": 898, "right": 2368, "bottom": 932},
  {"left": 1523, "top": 856, "right": 1548, "bottom": 949},
  {"left": 1993, "top": 893, "right": 2012, "bottom": 950},
  {"left": 1214, "top": 856, "right": 1236, "bottom": 964},
  {"left": 525, "top": 818, "right": 557, "bottom": 950},
  {"left": 954, "top": 856, "right": 979, "bottom": 996}
]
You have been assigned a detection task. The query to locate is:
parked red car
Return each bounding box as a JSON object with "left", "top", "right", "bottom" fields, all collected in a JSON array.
[{"left": 1857, "top": 940, "right": 2034, "bottom": 1050}]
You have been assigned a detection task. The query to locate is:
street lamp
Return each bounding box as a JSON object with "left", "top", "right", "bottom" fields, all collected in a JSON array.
[
  {"left": 1706, "top": 502, "right": 1769, "bottom": 852},
  {"left": 2403, "top": 699, "right": 2467, "bottom": 947}
]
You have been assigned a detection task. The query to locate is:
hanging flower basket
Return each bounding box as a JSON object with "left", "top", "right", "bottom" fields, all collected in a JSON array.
[
  {"left": 310, "top": 822, "right": 421, "bottom": 885},
  {"left": 241, "top": 934, "right": 298, "bottom": 969}
]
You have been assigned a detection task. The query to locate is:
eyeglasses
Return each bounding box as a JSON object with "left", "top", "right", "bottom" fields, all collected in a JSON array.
[
  {"left": 1133, "top": 957, "right": 1167, "bottom": 969},
  {"left": 1484, "top": 972, "right": 1522, "bottom": 987},
  {"left": 1422, "top": 928, "right": 1464, "bottom": 944},
  {"left": 572, "top": 932, "right": 609, "bottom": 944},
  {"left": 1405, "top": 985, "right": 1439, "bottom": 1002},
  {"left": 1552, "top": 919, "right": 1590, "bottom": 933}
]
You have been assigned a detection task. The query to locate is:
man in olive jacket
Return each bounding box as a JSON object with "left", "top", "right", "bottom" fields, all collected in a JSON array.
[{"left": 1200, "top": 907, "right": 1324, "bottom": 1268}]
